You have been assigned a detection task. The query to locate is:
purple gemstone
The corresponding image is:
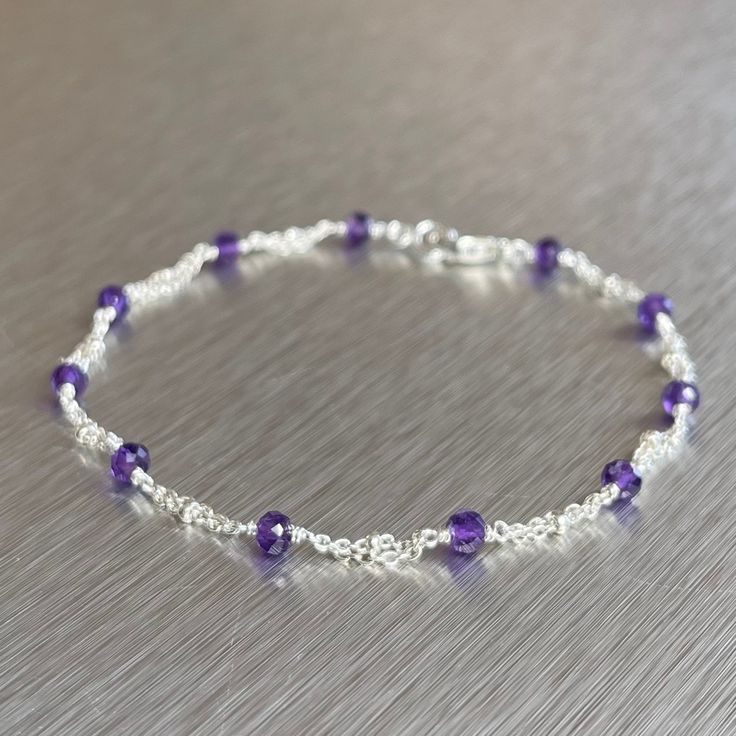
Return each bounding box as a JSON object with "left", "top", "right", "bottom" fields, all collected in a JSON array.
[
  {"left": 637, "top": 292, "right": 673, "bottom": 333},
  {"left": 601, "top": 459, "right": 642, "bottom": 501},
  {"left": 214, "top": 231, "right": 241, "bottom": 265},
  {"left": 256, "top": 511, "right": 292, "bottom": 556},
  {"left": 534, "top": 236, "right": 561, "bottom": 274},
  {"left": 50, "top": 363, "right": 88, "bottom": 397},
  {"left": 98, "top": 285, "right": 129, "bottom": 321},
  {"left": 447, "top": 509, "right": 486, "bottom": 554},
  {"left": 345, "top": 212, "right": 372, "bottom": 248},
  {"left": 111, "top": 443, "right": 151, "bottom": 485},
  {"left": 661, "top": 381, "right": 700, "bottom": 416}
]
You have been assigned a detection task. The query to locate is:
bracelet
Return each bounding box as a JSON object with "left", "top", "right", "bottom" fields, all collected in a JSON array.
[{"left": 50, "top": 214, "right": 700, "bottom": 567}]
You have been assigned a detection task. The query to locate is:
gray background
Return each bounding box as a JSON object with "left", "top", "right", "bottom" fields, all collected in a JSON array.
[{"left": 1, "top": 1, "right": 735, "bottom": 734}]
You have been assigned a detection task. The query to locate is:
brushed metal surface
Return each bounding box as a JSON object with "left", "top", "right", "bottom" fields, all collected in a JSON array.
[{"left": 1, "top": 1, "right": 735, "bottom": 734}]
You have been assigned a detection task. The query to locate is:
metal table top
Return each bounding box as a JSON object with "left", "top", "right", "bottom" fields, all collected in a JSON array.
[{"left": 1, "top": 1, "right": 734, "bottom": 733}]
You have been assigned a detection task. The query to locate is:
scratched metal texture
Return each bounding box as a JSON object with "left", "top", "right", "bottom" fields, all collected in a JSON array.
[{"left": 1, "top": 1, "right": 735, "bottom": 734}]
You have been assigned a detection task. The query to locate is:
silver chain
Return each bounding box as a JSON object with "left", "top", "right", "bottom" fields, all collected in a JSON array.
[{"left": 54, "top": 218, "right": 696, "bottom": 566}]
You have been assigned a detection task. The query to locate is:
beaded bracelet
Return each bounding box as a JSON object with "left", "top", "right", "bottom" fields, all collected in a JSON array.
[{"left": 50, "top": 214, "right": 699, "bottom": 567}]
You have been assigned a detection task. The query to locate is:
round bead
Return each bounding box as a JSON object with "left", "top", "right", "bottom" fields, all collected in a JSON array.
[
  {"left": 345, "top": 212, "right": 371, "bottom": 248},
  {"left": 50, "top": 363, "right": 88, "bottom": 397},
  {"left": 534, "top": 236, "right": 561, "bottom": 274},
  {"left": 661, "top": 381, "right": 700, "bottom": 416},
  {"left": 447, "top": 509, "right": 486, "bottom": 554},
  {"left": 637, "top": 292, "right": 673, "bottom": 333},
  {"left": 214, "top": 231, "right": 241, "bottom": 265},
  {"left": 97, "top": 285, "right": 129, "bottom": 321},
  {"left": 601, "top": 460, "right": 642, "bottom": 501},
  {"left": 256, "top": 511, "right": 292, "bottom": 556},
  {"left": 110, "top": 443, "right": 151, "bottom": 485}
]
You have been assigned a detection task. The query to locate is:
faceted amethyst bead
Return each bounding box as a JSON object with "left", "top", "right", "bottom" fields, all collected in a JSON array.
[
  {"left": 601, "top": 459, "right": 642, "bottom": 501},
  {"left": 256, "top": 511, "right": 292, "bottom": 556},
  {"left": 98, "top": 285, "right": 129, "bottom": 321},
  {"left": 637, "top": 292, "right": 673, "bottom": 333},
  {"left": 50, "top": 363, "right": 88, "bottom": 397},
  {"left": 534, "top": 236, "right": 561, "bottom": 274},
  {"left": 661, "top": 381, "right": 700, "bottom": 416},
  {"left": 345, "top": 212, "right": 371, "bottom": 248},
  {"left": 214, "top": 231, "right": 240, "bottom": 265},
  {"left": 447, "top": 509, "right": 486, "bottom": 554},
  {"left": 110, "top": 443, "right": 151, "bottom": 485}
]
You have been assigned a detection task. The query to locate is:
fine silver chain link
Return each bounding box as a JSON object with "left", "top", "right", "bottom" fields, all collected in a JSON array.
[{"left": 55, "top": 219, "right": 696, "bottom": 566}]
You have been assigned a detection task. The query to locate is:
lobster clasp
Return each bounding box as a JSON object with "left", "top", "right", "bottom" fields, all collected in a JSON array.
[{"left": 413, "top": 220, "right": 458, "bottom": 263}]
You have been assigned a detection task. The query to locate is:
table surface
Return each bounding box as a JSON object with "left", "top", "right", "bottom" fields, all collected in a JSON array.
[{"left": 2, "top": 1, "right": 735, "bottom": 734}]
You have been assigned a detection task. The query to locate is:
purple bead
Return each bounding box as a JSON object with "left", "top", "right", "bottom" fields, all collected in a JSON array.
[
  {"left": 447, "top": 509, "right": 486, "bottom": 554},
  {"left": 637, "top": 292, "right": 673, "bottom": 333},
  {"left": 98, "top": 285, "right": 129, "bottom": 321},
  {"left": 345, "top": 212, "right": 371, "bottom": 248},
  {"left": 601, "top": 459, "right": 642, "bottom": 501},
  {"left": 661, "top": 381, "right": 700, "bottom": 416},
  {"left": 110, "top": 443, "right": 151, "bottom": 485},
  {"left": 256, "top": 511, "right": 292, "bottom": 556},
  {"left": 214, "top": 231, "right": 240, "bottom": 265},
  {"left": 534, "top": 236, "right": 561, "bottom": 274},
  {"left": 50, "top": 363, "right": 88, "bottom": 397}
]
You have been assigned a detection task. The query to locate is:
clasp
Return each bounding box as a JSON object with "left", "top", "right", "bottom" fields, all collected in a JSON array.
[{"left": 413, "top": 220, "right": 458, "bottom": 263}]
